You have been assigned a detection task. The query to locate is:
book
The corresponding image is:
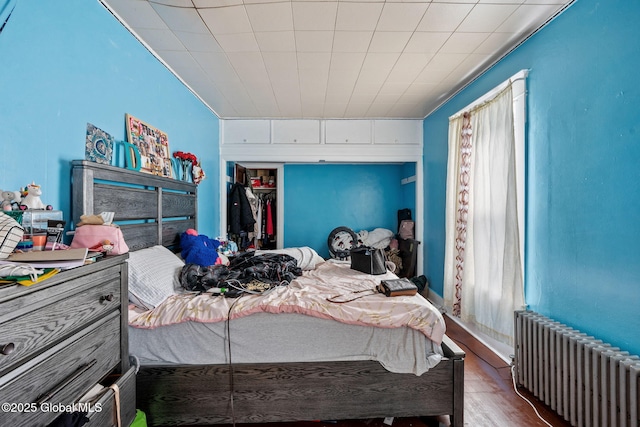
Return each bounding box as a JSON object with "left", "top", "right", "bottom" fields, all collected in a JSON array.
[
  {"left": 378, "top": 278, "right": 418, "bottom": 297},
  {"left": 3, "top": 248, "right": 88, "bottom": 269}
]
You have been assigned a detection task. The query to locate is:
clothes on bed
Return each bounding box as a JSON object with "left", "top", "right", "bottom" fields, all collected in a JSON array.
[{"left": 179, "top": 251, "right": 302, "bottom": 294}]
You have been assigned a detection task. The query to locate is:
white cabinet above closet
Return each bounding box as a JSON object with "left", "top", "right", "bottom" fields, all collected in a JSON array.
[
  {"left": 220, "top": 118, "right": 423, "bottom": 162},
  {"left": 223, "top": 120, "right": 270, "bottom": 144},
  {"left": 272, "top": 120, "right": 320, "bottom": 144},
  {"left": 374, "top": 120, "right": 422, "bottom": 145},
  {"left": 325, "top": 120, "right": 371, "bottom": 144}
]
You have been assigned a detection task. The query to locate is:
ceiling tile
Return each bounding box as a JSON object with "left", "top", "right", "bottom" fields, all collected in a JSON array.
[
  {"left": 135, "top": 28, "right": 184, "bottom": 50},
  {"left": 150, "top": 3, "right": 209, "bottom": 33},
  {"left": 226, "top": 52, "right": 270, "bottom": 83},
  {"left": 413, "top": 52, "right": 468, "bottom": 84},
  {"left": 344, "top": 103, "right": 373, "bottom": 118},
  {"left": 199, "top": 5, "right": 252, "bottom": 35},
  {"left": 416, "top": 3, "right": 474, "bottom": 32},
  {"left": 386, "top": 53, "right": 434, "bottom": 83},
  {"left": 439, "top": 32, "right": 490, "bottom": 54},
  {"left": 245, "top": 2, "right": 294, "bottom": 32},
  {"left": 400, "top": 83, "right": 439, "bottom": 103},
  {"left": 522, "top": 0, "right": 572, "bottom": 4},
  {"left": 497, "top": 4, "right": 566, "bottom": 34},
  {"left": 325, "top": 88, "right": 354, "bottom": 106},
  {"left": 322, "top": 104, "right": 348, "bottom": 119},
  {"left": 377, "top": 82, "right": 409, "bottom": 99},
  {"left": 332, "top": 31, "right": 374, "bottom": 53},
  {"left": 365, "top": 103, "right": 394, "bottom": 118},
  {"left": 193, "top": 0, "right": 242, "bottom": 6},
  {"left": 386, "top": 103, "right": 420, "bottom": 118},
  {"left": 376, "top": 2, "right": 430, "bottom": 32},
  {"left": 255, "top": 31, "right": 296, "bottom": 52},
  {"left": 457, "top": 4, "right": 519, "bottom": 33},
  {"left": 292, "top": 2, "right": 338, "bottom": 31},
  {"left": 474, "top": 32, "right": 522, "bottom": 55},
  {"left": 155, "top": 49, "right": 198, "bottom": 69},
  {"left": 336, "top": 3, "right": 384, "bottom": 32},
  {"left": 349, "top": 89, "right": 379, "bottom": 105},
  {"left": 297, "top": 52, "right": 332, "bottom": 72},
  {"left": 440, "top": 53, "right": 493, "bottom": 84},
  {"left": 262, "top": 52, "right": 299, "bottom": 81},
  {"left": 214, "top": 33, "right": 259, "bottom": 52},
  {"left": 328, "top": 52, "right": 366, "bottom": 80},
  {"left": 295, "top": 31, "right": 334, "bottom": 52},
  {"left": 174, "top": 31, "right": 223, "bottom": 52},
  {"left": 368, "top": 31, "right": 413, "bottom": 53},
  {"left": 193, "top": 51, "right": 240, "bottom": 81},
  {"left": 102, "top": 0, "right": 168, "bottom": 30},
  {"left": 358, "top": 53, "right": 401, "bottom": 84},
  {"left": 151, "top": 0, "right": 194, "bottom": 6},
  {"left": 404, "top": 32, "right": 452, "bottom": 54},
  {"left": 103, "top": 0, "right": 574, "bottom": 119}
]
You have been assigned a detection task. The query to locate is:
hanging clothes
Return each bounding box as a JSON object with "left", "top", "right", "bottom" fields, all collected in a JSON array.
[
  {"left": 228, "top": 183, "right": 256, "bottom": 235},
  {"left": 245, "top": 186, "right": 259, "bottom": 241},
  {"left": 256, "top": 196, "right": 263, "bottom": 240},
  {"left": 266, "top": 198, "right": 274, "bottom": 236}
]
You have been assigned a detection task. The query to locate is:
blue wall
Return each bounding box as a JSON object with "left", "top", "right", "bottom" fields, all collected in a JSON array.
[
  {"left": 423, "top": 0, "right": 640, "bottom": 355},
  {"left": 0, "top": 0, "right": 220, "bottom": 237},
  {"left": 284, "top": 163, "right": 409, "bottom": 259}
]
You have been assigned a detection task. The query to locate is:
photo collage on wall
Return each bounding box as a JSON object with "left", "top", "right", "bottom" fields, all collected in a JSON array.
[{"left": 125, "top": 113, "right": 173, "bottom": 178}]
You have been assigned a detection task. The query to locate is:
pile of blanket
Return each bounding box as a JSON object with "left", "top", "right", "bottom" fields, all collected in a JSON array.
[{"left": 180, "top": 251, "right": 302, "bottom": 295}]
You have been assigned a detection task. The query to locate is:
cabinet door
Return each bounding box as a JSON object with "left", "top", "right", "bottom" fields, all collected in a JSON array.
[
  {"left": 224, "top": 120, "right": 271, "bottom": 144},
  {"left": 325, "top": 120, "right": 372, "bottom": 144},
  {"left": 272, "top": 120, "right": 320, "bottom": 144},
  {"left": 373, "top": 120, "right": 422, "bottom": 145}
]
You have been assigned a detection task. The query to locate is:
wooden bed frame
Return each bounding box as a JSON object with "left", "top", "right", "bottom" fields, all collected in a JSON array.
[{"left": 71, "top": 160, "right": 465, "bottom": 427}]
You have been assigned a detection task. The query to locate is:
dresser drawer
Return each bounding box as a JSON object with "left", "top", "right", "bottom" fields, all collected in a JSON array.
[
  {"left": 85, "top": 366, "right": 137, "bottom": 427},
  {"left": 0, "top": 267, "right": 121, "bottom": 375},
  {"left": 0, "top": 312, "right": 120, "bottom": 427}
]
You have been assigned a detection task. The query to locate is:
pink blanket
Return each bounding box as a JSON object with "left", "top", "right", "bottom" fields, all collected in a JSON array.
[{"left": 129, "top": 260, "right": 446, "bottom": 345}]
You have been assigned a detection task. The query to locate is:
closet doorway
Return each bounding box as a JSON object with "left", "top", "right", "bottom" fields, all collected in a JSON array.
[{"left": 225, "top": 162, "right": 284, "bottom": 250}]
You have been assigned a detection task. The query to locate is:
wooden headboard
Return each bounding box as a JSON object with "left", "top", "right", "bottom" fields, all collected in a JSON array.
[{"left": 71, "top": 160, "right": 197, "bottom": 251}]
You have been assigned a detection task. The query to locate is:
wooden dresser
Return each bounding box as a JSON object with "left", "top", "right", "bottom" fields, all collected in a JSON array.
[{"left": 0, "top": 254, "right": 136, "bottom": 427}]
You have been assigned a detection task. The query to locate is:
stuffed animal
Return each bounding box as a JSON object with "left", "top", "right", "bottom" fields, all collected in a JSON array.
[
  {"left": 192, "top": 162, "right": 206, "bottom": 185},
  {"left": 21, "top": 182, "right": 50, "bottom": 210},
  {"left": 180, "top": 229, "right": 221, "bottom": 267},
  {"left": 1, "top": 190, "right": 21, "bottom": 211}
]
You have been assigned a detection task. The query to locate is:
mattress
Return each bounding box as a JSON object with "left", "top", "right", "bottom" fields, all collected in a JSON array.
[{"left": 129, "top": 312, "right": 443, "bottom": 376}]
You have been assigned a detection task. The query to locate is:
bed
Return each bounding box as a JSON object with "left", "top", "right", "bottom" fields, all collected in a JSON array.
[{"left": 71, "top": 160, "right": 465, "bottom": 427}]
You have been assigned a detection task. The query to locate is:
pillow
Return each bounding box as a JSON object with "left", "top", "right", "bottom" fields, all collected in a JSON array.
[{"left": 127, "top": 245, "right": 185, "bottom": 310}]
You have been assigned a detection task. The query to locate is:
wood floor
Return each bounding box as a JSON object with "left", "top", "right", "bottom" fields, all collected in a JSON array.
[{"left": 159, "top": 317, "right": 572, "bottom": 427}]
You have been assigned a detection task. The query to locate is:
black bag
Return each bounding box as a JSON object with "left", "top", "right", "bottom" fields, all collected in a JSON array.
[{"left": 350, "top": 246, "right": 386, "bottom": 275}]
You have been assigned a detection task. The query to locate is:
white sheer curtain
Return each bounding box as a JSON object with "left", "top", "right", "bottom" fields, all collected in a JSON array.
[{"left": 444, "top": 83, "right": 524, "bottom": 346}]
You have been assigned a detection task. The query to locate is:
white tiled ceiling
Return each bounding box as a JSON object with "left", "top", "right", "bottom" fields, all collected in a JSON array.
[{"left": 100, "top": 0, "right": 574, "bottom": 119}]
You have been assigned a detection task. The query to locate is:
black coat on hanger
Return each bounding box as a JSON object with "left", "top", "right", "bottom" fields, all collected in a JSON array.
[{"left": 228, "top": 183, "right": 256, "bottom": 234}]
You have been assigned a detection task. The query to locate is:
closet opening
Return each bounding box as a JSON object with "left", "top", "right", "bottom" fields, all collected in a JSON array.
[{"left": 225, "top": 162, "right": 284, "bottom": 251}]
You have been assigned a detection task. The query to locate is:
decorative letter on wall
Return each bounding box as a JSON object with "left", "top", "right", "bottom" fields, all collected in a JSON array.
[{"left": 122, "top": 141, "right": 141, "bottom": 172}]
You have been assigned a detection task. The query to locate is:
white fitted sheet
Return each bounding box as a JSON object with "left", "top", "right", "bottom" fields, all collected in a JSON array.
[{"left": 129, "top": 312, "right": 443, "bottom": 376}]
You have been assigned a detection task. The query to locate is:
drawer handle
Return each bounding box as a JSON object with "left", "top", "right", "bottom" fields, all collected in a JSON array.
[
  {"left": 100, "top": 293, "right": 114, "bottom": 303},
  {"left": 35, "top": 359, "right": 97, "bottom": 405},
  {"left": 1, "top": 343, "right": 15, "bottom": 355}
]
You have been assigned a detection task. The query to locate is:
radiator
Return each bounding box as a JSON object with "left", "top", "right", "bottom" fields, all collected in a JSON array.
[{"left": 514, "top": 310, "right": 640, "bottom": 427}]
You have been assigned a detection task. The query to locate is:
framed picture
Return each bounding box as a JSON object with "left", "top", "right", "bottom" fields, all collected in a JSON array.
[
  {"left": 125, "top": 113, "right": 173, "bottom": 178},
  {"left": 85, "top": 123, "right": 114, "bottom": 165}
]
